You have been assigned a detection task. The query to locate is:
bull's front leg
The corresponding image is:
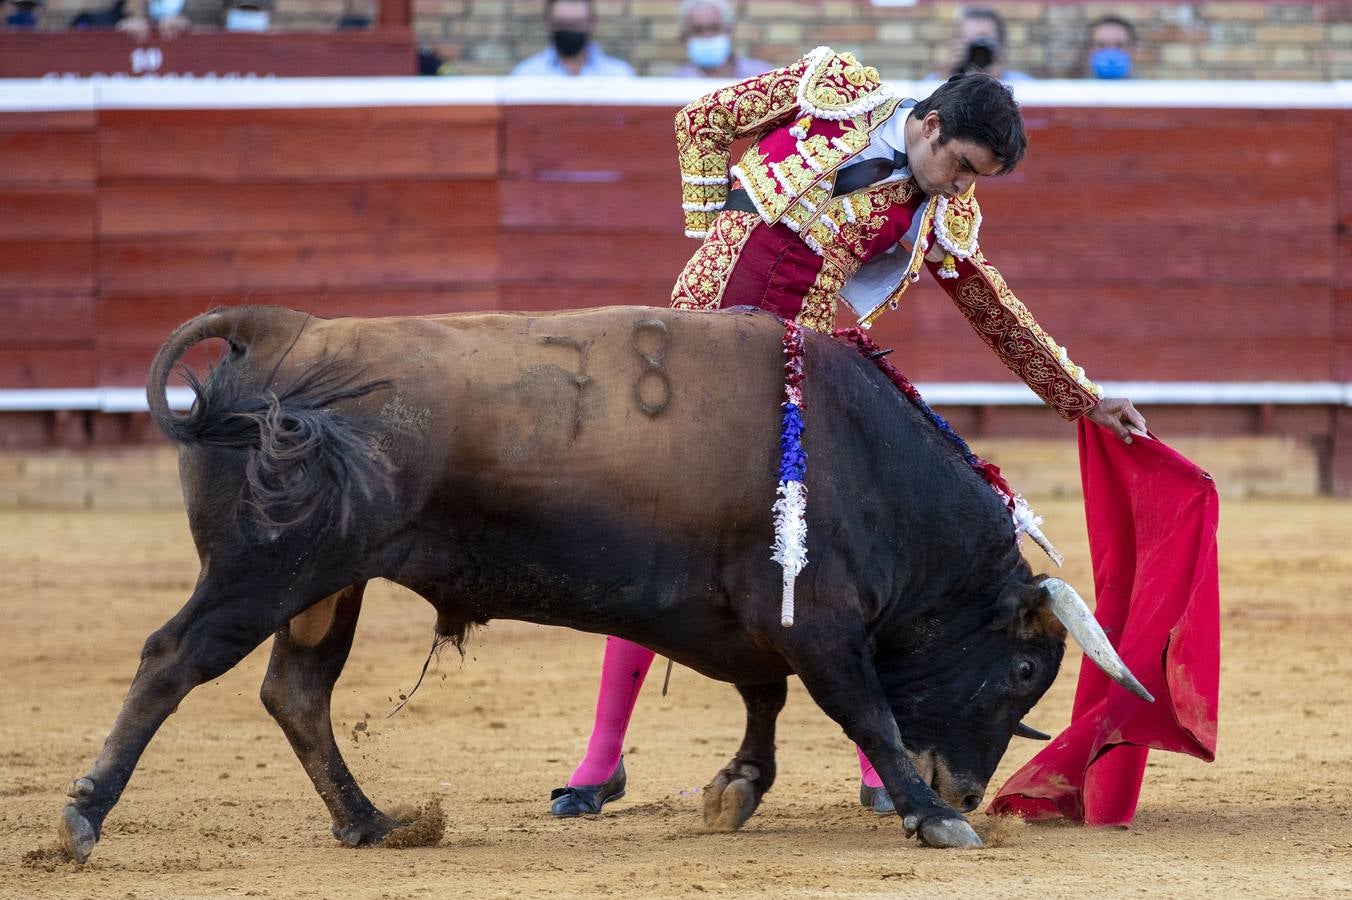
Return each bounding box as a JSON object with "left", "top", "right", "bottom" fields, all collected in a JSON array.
[
  {"left": 786, "top": 629, "right": 982, "bottom": 850},
  {"left": 703, "top": 678, "right": 787, "bottom": 832},
  {"left": 60, "top": 586, "right": 287, "bottom": 863}
]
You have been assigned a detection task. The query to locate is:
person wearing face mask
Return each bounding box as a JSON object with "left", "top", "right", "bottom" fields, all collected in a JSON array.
[
  {"left": 510, "top": 0, "right": 635, "bottom": 78},
  {"left": 1083, "top": 15, "right": 1137, "bottom": 80},
  {"left": 673, "top": 0, "right": 769, "bottom": 80},
  {"left": 2, "top": 0, "right": 41, "bottom": 31},
  {"left": 549, "top": 49, "right": 1147, "bottom": 822},
  {"left": 116, "top": 0, "right": 268, "bottom": 38},
  {"left": 222, "top": 0, "right": 268, "bottom": 31}
]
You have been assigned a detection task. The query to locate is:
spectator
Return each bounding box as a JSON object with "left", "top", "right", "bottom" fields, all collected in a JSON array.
[
  {"left": 418, "top": 45, "right": 453, "bottom": 76},
  {"left": 929, "top": 7, "right": 1032, "bottom": 82},
  {"left": 116, "top": 0, "right": 269, "bottom": 38},
  {"left": 3, "top": 0, "right": 41, "bottom": 30},
  {"left": 511, "top": 0, "right": 635, "bottom": 77},
  {"left": 1084, "top": 15, "right": 1136, "bottom": 79},
  {"left": 674, "top": 0, "right": 769, "bottom": 79},
  {"left": 70, "top": 0, "right": 126, "bottom": 28},
  {"left": 336, "top": 0, "right": 372, "bottom": 29},
  {"left": 222, "top": 0, "right": 269, "bottom": 31},
  {"left": 117, "top": 0, "right": 184, "bottom": 38}
]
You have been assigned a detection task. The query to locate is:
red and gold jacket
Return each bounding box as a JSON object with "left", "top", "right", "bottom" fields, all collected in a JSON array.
[{"left": 675, "top": 46, "right": 1103, "bottom": 420}]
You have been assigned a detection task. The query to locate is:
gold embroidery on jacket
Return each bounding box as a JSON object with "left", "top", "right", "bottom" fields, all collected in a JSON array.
[
  {"left": 670, "top": 211, "right": 759, "bottom": 311},
  {"left": 800, "top": 50, "right": 885, "bottom": 115},
  {"left": 948, "top": 253, "right": 1102, "bottom": 419},
  {"left": 733, "top": 111, "right": 886, "bottom": 226},
  {"left": 676, "top": 59, "right": 809, "bottom": 234},
  {"left": 796, "top": 260, "right": 848, "bottom": 333},
  {"left": 818, "top": 180, "right": 918, "bottom": 270}
]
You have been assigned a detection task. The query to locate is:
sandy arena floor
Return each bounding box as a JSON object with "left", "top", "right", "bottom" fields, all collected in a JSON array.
[{"left": 2, "top": 499, "right": 1350, "bottom": 898}]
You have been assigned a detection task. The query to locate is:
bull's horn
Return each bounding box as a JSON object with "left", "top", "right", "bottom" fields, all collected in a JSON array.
[
  {"left": 1013, "top": 722, "right": 1051, "bottom": 741},
  {"left": 1042, "top": 578, "right": 1155, "bottom": 703}
]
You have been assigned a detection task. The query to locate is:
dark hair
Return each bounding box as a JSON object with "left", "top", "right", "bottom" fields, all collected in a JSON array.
[
  {"left": 963, "top": 7, "right": 1007, "bottom": 48},
  {"left": 910, "top": 72, "right": 1027, "bottom": 174},
  {"left": 1089, "top": 14, "right": 1137, "bottom": 44}
]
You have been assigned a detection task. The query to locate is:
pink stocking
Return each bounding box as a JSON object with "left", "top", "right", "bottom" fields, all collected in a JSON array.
[
  {"left": 568, "top": 636, "right": 655, "bottom": 786},
  {"left": 857, "top": 746, "right": 883, "bottom": 788}
]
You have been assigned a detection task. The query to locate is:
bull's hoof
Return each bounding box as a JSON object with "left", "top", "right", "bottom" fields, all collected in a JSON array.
[
  {"left": 59, "top": 805, "right": 98, "bottom": 864},
  {"left": 859, "top": 783, "right": 895, "bottom": 816},
  {"left": 67, "top": 777, "right": 95, "bottom": 799},
  {"left": 917, "top": 817, "right": 983, "bottom": 849},
  {"left": 702, "top": 777, "right": 758, "bottom": 833},
  {"left": 332, "top": 814, "right": 399, "bottom": 847}
]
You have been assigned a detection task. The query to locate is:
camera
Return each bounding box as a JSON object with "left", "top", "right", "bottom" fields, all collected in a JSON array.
[{"left": 957, "top": 37, "right": 998, "bottom": 74}]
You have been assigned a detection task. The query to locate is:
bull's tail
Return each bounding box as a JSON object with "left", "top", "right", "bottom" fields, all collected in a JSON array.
[
  {"left": 147, "top": 307, "right": 394, "bottom": 539},
  {"left": 146, "top": 306, "right": 245, "bottom": 444}
]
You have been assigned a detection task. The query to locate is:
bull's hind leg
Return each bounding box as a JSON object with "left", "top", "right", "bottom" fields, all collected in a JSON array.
[
  {"left": 259, "top": 582, "right": 397, "bottom": 847},
  {"left": 703, "top": 679, "right": 787, "bottom": 832},
  {"left": 60, "top": 579, "right": 303, "bottom": 863}
]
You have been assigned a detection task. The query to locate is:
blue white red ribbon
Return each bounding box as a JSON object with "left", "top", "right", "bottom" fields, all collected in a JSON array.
[{"left": 772, "top": 322, "right": 808, "bottom": 627}]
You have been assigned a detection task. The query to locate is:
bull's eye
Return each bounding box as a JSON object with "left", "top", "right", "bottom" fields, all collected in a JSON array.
[{"left": 1014, "top": 658, "right": 1036, "bottom": 682}]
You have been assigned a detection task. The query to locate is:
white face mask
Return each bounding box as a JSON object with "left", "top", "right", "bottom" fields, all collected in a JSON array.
[
  {"left": 148, "top": 0, "right": 186, "bottom": 18},
  {"left": 686, "top": 33, "right": 732, "bottom": 70},
  {"left": 224, "top": 8, "right": 270, "bottom": 31}
]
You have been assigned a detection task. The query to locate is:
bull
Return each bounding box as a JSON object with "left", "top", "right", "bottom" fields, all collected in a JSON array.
[{"left": 58, "top": 304, "right": 1149, "bottom": 863}]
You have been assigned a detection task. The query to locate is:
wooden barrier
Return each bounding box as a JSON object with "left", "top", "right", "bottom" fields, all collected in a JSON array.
[
  {"left": 0, "top": 80, "right": 1349, "bottom": 489},
  {"left": 0, "top": 31, "right": 416, "bottom": 79}
]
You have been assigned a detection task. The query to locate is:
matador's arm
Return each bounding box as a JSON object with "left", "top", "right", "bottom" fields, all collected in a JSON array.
[
  {"left": 927, "top": 251, "right": 1104, "bottom": 421},
  {"left": 674, "top": 55, "right": 816, "bottom": 238},
  {"left": 867, "top": 190, "right": 1103, "bottom": 421}
]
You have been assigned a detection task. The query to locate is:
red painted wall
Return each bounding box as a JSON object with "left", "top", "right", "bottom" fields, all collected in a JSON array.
[
  {"left": 0, "top": 32, "right": 416, "bottom": 79},
  {"left": 2, "top": 101, "right": 1349, "bottom": 449}
]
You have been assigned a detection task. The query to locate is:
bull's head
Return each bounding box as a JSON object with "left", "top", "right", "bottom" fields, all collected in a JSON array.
[{"left": 878, "top": 572, "right": 1151, "bottom": 812}]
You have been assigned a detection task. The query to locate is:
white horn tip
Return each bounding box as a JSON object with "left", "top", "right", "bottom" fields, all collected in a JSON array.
[{"left": 1121, "top": 672, "right": 1155, "bottom": 704}]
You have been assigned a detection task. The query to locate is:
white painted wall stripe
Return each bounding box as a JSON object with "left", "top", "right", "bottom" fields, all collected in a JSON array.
[
  {"left": 0, "top": 383, "right": 1347, "bottom": 413},
  {"left": 2, "top": 77, "right": 1351, "bottom": 113},
  {"left": 910, "top": 382, "right": 1352, "bottom": 407}
]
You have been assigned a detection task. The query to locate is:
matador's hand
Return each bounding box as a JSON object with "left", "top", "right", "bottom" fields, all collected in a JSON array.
[{"left": 1085, "top": 397, "right": 1148, "bottom": 444}]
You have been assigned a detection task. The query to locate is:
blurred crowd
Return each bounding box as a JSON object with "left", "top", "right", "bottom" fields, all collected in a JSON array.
[
  {"left": 0, "top": 0, "right": 1142, "bottom": 81},
  {"left": 1, "top": 0, "right": 281, "bottom": 32},
  {"left": 505, "top": 1, "right": 1139, "bottom": 81}
]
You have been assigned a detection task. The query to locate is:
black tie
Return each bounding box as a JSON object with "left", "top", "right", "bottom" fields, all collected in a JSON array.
[{"left": 832, "top": 147, "right": 909, "bottom": 197}]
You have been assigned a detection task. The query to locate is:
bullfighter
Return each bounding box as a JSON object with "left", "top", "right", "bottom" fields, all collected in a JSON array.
[{"left": 550, "top": 47, "right": 1146, "bottom": 819}]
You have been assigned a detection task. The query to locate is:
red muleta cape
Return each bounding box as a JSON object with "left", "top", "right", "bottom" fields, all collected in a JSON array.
[{"left": 989, "top": 420, "right": 1220, "bottom": 826}]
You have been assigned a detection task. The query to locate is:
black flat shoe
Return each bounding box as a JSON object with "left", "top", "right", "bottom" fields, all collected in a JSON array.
[
  {"left": 859, "top": 782, "right": 895, "bottom": 816},
  {"left": 550, "top": 759, "right": 627, "bottom": 817}
]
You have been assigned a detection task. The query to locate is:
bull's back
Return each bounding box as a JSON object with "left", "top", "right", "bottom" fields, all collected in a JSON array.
[
  {"left": 286, "top": 306, "right": 999, "bottom": 538},
  {"left": 292, "top": 307, "right": 789, "bottom": 535}
]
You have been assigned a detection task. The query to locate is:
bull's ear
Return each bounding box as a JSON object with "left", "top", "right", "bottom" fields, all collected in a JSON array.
[
  {"left": 990, "top": 576, "right": 1067, "bottom": 641},
  {"left": 987, "top": 578, "right": 1046, "bottom": 631}
]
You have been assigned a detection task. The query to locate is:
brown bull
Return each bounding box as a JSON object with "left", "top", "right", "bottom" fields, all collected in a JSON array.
[{"left": 59, "top": 305, "right": 1148, "bottom": 862}]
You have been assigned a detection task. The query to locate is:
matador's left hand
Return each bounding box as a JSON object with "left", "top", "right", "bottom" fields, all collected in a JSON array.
[{"left": 1085, "top": 397, "right": 1148, "bottom": 444}]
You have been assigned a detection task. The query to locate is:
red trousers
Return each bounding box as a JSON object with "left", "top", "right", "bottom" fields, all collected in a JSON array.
[{"left": 670, "top": 210, "right": 839, "bottom": 333}]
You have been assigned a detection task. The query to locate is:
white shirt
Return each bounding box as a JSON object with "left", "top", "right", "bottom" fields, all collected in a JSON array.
[
  {"left": 848, "top": 103, "right": 911, "bottom": 175},
  {"left": 510, "top": 44, "right": 636, "bottom": 77},
  {"left": 837, "top": 104, "right": 929, "bottom": 320},
  {"left": 854, "top": 103, "right": 908, "bottom": 168}
]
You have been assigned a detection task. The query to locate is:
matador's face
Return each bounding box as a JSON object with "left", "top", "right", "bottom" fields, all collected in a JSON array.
[{"left": 905, "top": 110, "right": 1003, "bottom": 199}]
